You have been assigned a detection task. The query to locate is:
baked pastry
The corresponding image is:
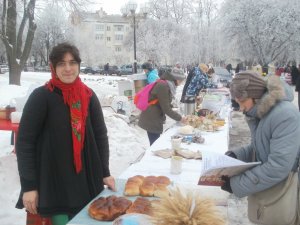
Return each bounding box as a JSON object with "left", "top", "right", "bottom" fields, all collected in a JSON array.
[
  {"left": 179, "top": 125, "right": 194, "bottom": 134},
  {"left": 88, "top": 195, "right": 132, "bottom": 221},
  {"left": 124, "top": 175, "right": 171, "bottom": 197},
  {"left": 153, "top": 183, "right": 169, "bottom": 197},
  {"left": 156, "top": 176, "right": 171, "bottom": 186},
  {"left": 144, "top": 176, "right": 158, "bottom": 184},
  {"left": 129, "top": 175, "right": 145, "bottom": 185},
  {"left": 124, "top": 180, "right": 140, "bottom": 196},
  {"left": 124, "top": 175, "right": 145, "bottom": 196},
  {"left": 126, "top": 197, "right": 153, "bottom": 215},
  {"left": 140, "top": 181, "right": 155, "bottom": 197}
]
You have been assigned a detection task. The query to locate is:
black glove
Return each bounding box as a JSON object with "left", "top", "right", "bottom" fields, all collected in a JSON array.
[
  {"left": 221, "top": 176, "right": 233, "bottom": 193},
  {"left": 225, "top": 151, "right": 237, "bottom": 159}
]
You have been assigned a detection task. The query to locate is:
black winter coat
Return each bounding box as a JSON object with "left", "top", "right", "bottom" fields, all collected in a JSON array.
[
  {"left": 15, "top": 86, "right": 110, "bottom": 216},
  {"left": 180, "top": 68, "right": 195, "bottom": 102}
]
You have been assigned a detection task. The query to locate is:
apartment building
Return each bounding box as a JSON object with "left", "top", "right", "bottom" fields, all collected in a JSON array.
[{"left": 70, "top": 8, "right": 132, "bottom": 66}]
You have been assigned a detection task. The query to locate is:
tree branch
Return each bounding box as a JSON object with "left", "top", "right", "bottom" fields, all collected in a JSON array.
[{"left": 16, "top": 0, "right": 28, "bottom": 58}]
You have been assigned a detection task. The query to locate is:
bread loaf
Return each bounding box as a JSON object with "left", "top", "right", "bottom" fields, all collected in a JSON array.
[
  {"left": 179, "top": 125, "right": 194, "bottom": 134},
  {"left": 156, "top": 176, "right": 171, "bottom": 185},
  {"left": 126, "top": 197, "right": 152, "bottom": 215},
  {"left": 124, "top": 175, "right": 145, "bottom": 196},
  {"left": 140, "top": 182, "right": 155, "bottom": 197},
  {"left": 124, "top": 181, "right": 140, "bottom": 196},
  {"left": 124, "top": 175, "right": 171, "bottom": 197},
  {"left": 88, "top": 195, "right": 132, "bottom": 221},
  {"left": 153, "top": 183, "right": 169, "bottom": 198}
]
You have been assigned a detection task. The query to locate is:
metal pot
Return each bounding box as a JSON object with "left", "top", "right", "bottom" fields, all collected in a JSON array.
[{"left": 182, "top": 96, "right": 195, "bottom": 115}]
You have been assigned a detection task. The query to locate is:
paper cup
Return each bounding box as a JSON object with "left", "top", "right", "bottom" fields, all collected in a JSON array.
[
  {"left": 170, "top": 156, "right": 183, "bottom": 174},
  {"left": 171, "top": 138, "right": 182, "bottom": 150}
]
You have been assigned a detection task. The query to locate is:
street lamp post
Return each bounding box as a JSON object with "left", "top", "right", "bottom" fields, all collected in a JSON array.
[
  {"left": 133, "top": 14, "right": 137, "bottom": 73},
  {"left": 121, "top": 1, "right": 148, "bottom": 74}
]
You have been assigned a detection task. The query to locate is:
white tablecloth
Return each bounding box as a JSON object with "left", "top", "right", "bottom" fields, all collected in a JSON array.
[
  {"left": 119, "top": 115, "right": 230, "bottom": 185},
  {"left": 68, "top": 106, "right": 233, "bottom": 225}
]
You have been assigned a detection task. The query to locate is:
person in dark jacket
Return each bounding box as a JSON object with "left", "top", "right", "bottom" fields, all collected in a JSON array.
[
  {"left": 291, "top": 63, "right": 300, "bottom": 86},
  {"left": 226, "top": 64, "right": 232, "bottom": 73},
  {"left": 294, "top": 65, "right": 300, "bottom": 110},
  {"left": 221, "top": 72, "right": 300, "bottom": 223},
  {"left": 138, "top": 68, "right": 187, "bottom": 145},
  {"left": 104, "top": 63, "right": 109, "bottom": 76},
  {"left": 15, "top": 43, "right": 116, "bottom": 225},
  {"left": 235, "top": 63, "right": 241, "bottom": 73}
]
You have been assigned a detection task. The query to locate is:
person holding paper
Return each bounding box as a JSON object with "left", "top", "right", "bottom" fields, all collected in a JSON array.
[{"left": 221, "top": 71, "right": 300, "bottom": 198}]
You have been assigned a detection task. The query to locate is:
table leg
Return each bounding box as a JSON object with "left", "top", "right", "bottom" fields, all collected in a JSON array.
[{"left": 12, "top": 131, "right": 18, "bottom": 154}]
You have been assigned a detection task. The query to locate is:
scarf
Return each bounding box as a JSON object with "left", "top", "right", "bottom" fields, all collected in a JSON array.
[{"left": 46, "top": 65, "right": 92, "bottom": 173}]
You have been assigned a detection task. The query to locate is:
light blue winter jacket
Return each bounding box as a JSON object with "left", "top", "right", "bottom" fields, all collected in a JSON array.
[
  {"left": 230, "top": 76, "right": 300, "bottom": 198},
  {"left": 147, "top": 69, "right": 159, "bottom": 84}
]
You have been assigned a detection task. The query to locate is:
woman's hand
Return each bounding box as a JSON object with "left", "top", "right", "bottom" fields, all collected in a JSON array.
[
  {"left": 103, "top": 176, "right": 116, "bottom": 192},
  {"left": 180, "top": 116, "right": 188, "bottom": 124},
  {"left": 23, "top": 190, "right": 38, "bottom": 214}
]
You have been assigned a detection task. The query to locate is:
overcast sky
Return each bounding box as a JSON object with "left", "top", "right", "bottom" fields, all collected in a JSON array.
[{"left": 88, "top": 0, "right": 147, "bottom": 15}]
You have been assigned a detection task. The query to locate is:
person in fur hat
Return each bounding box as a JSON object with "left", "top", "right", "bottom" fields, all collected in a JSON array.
[{"left": 221, "top": 71, "right": 300, "bottom": 223}]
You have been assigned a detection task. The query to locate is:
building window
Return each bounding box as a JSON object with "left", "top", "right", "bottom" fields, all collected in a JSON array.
[
  {"left": 115, "top": 47, "right": 122, "bottom": 52},
  {"left": 107, "top": 26, "right": 111, "bottom": 31},
  {"left": 95, "top": 24, "right": 104, "bottom": 31},
  {"left": 115, "top": 34, "right": 123, "bottom": 41},
  {"left": 107, "top": 37, "right": 111, "bottom": 41},
  {"left": 114, "top": 25, "right": 124, "bottom": 31},
  {"left": 95, "top": 34, "right": 103, "bottom": 40}
]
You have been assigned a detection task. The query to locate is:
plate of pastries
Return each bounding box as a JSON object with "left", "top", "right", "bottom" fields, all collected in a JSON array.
[
  {"left": 124, "top": 175, "right": 171, "bottom": 197},
  {"left": 88, "top": 196, "right": 158, "bottom": 221},
  {"left": 88, "top": 175, "right": 171, "bottom": 222}
]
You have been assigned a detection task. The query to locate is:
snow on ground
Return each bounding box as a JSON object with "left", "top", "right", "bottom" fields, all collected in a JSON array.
[{"left": 0, "top": 72, "right": 149, "bottom": 225}]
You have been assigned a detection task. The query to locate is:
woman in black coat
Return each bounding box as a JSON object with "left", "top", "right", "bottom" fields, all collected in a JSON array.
[{"left": 15, "top": 43, "right": 115, "bottom": 224}]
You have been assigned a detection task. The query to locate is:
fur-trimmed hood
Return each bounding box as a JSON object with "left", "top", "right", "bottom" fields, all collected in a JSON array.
[{"left": 256, "top": 75, "right": 292, "bottom": 118}]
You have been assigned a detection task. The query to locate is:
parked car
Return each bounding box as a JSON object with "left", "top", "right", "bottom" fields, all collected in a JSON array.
[
  {"left": 24, "top": 66, "right": 34, "bottom": 72},
  {"left": 82, "top": 66, "right": 101, "bottom": 74},
  {"left": 119, "top": 64, "right": 143, "bottom": 75},
  {"left": 100, "top": 65, "right": 121, "bottom": 76},
  {"left": 213, "top": 67, "right": 233, "bottom": 88},
  {"left": 34, "top": 66, "right": 49, "bottom": 72},
  {"left": 0, "top": 64, "right": 9, "bottom": 74}
]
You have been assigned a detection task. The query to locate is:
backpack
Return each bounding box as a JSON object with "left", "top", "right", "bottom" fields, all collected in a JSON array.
[{"left": 134, "top": 79, "right": 166, "bottom": 111}]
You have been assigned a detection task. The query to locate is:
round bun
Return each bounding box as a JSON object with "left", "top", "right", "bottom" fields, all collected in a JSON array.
[{"left": 179, "top": 125, "right": 194, "bottom": 134}]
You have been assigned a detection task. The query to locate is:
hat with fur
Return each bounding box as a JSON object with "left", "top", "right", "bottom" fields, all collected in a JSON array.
[
  {"left": 230, "top": 71, "right": 267, "bottom": 100},
  {"left": 160, "top": 68, "right": 185, "bottom": 81},
  {"left": 199, "top": 63, "right": 209, "bottom": 73}
]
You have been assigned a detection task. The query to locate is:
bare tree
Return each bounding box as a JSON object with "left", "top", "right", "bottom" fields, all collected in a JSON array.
[
  {"left": 189, "top": 0, "right": 218, "bottom": 63},
  {"left": 1, "top": 0, "right": 37, "bottom": 85},
  {"left": 0, "top": 0, "right": 87, "bottom": 85},
  {"left": 31, "top": 3, "right": 68, "bottom": 66},
  {"left": 220, "top": 0, "right": 300, "bottom": 65},
  {"left": 148, "top": 0, "right": 194, "bottom": 25}
]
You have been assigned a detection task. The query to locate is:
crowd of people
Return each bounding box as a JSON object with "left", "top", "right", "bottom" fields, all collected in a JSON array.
[{"left": 14, "top": 42, "right": 300, "bottom": 225}]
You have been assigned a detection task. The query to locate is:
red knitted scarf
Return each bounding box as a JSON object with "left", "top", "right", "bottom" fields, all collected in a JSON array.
[{"left": 46, "top": 66, "right": 92, "bottom": 173}]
